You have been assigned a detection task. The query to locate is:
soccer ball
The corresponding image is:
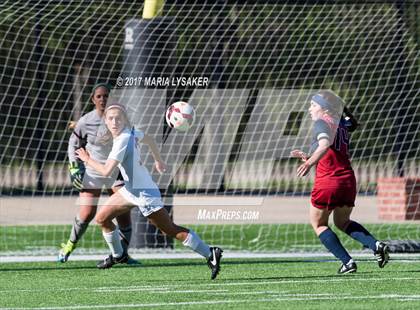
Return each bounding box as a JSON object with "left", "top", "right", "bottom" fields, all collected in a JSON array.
[{"left": 165, "top": 101, "right": 195, "bottom": 132}]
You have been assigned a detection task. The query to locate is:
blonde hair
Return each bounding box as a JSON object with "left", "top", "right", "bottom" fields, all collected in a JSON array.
[{"left": 68, "top": 121, "right": 77, "bottom": 130}]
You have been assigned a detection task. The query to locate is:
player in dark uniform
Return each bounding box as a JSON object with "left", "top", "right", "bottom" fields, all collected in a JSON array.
[{"left": 292, "top": 90, "right": 389, "bottom": 274}]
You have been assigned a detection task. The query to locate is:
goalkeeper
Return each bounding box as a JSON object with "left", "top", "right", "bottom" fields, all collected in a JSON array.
[{"left": 58, "top": 83, "right": 138, "bottom": 265}]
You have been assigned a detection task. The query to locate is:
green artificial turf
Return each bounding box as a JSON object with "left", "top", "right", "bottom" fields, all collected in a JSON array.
[
  {"left": 0, "top": 257, "right": 420, "bottom": 309},
  {"left": 1, "top": 224, "right": 420, "bottom": 254}
]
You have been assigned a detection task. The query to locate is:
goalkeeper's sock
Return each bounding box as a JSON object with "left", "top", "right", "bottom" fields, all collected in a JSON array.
[
  {"left": 182, "top": 230, "right": 211, "bottom": 258},
  {"left": 345, "top": 221, "right": 377, "bottom": 251},
  {"left": 319, "top": 228, "right": 352, "bottom": 264},
  {"left": 118, "top": 225, "right": 132, "bottom": 254},
  {"left": 69, "top": 216, "right": 89, "bottom": 243},
  {"left": 103, "top": 229, "right": 124, "bottom": 258}
]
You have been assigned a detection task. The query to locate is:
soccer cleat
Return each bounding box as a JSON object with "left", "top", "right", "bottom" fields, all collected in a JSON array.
[
  {"left": 57, "top": 240, "right": 76, "bottom": 263},
  {"left": 126, "top": 255, "right": 141, "bottom": 266},
  {"left": 338, "top": 261, "right": 357, "bottom": 274},
  {"left": 374, "top": 242, "right": 390, "bottom": 268},
  {"left": 121, "top": 249, "right": 141, "bottom": 265},
  {"left": 207, "top": 247, "right": 223, "bottom": 280},
  {"left": 96, "top": 254, "right": 129, "bottom": 269}
]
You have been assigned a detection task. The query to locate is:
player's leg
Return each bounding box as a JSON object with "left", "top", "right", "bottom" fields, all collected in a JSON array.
[
  {"left": 310, "top": 206, "right": 356, "bottom": 274},
  {"left": 107, "top": 187, "right": 139, "bottom": 265},
  {"left": 115, "top": 211, "right": 139, "bottom": 264},
  {"left": 58, "top": 189, "right": 101, "bottom": 263},
  {"left": 115, "top": 212, "right": 131, "bottom": 252},
  {"left": 148, "top": 208, "right": 223, "bottom": 280},
  {"left": 95, "top": 191, "right": 134, "bottom": 269},
  {"left": 333, "top": 206, "right": 376, "bottom": 250},
  {"left": 334, "top": 206, "right": 389, "bottom": 268},
  {"left": 147, "top": 208, "right": 207, "bottom": 254}
]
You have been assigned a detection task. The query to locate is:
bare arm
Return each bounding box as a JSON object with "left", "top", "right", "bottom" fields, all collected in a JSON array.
[
  {"left": 141, "top": 134, "right": 163, "bottom": 162},
  {"left": 290, "top": 149, "right": 309, "bottom": 162},
  {"left": 296, "top": 139, "right": 330, "bottom": 177},
  {"left": 139, "top": 133, "right": 166, "bottom": 174},
  {"left": 75, "top": 148, "right": 119, "bottom": 177}
]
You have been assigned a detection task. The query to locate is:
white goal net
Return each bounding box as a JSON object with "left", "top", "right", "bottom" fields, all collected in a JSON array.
[{"left": 1, "top": 1, "right": 419, "bottom": 256}]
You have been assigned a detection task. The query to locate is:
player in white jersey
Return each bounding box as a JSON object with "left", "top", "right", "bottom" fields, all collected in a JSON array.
[
  {"left": 76, "top": 103, "right": 223, "bottom": 279},
  {"left": 58, "top": 84, "right": 138, "bottom": 265}
]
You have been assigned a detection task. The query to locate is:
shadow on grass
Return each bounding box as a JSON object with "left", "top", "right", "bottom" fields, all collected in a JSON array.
[
  {"left": 0, "top": 259, "right": 378, "bottom": 272},
  {"left": 0, "top": 258, "right": 330, "bottom": 272},
  {"left": 0, "top": 264, "right": 99, "bottom": 272},
  {"left": 1, "top": 257, "right": 418, "bottom": 274}
]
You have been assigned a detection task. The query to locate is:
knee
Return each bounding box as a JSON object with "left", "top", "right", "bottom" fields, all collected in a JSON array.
[
  {"left": 310, "top": 218, "right": 326, "bottom": 231},
  {"left": 313, "top": 226, "right": 329, "bottom": 236},
  {"left": 95, "top": 212, "right": 108, "bottom": 227},
  {"left": 310, "top": 219, "right": 329, "bottom": 236},
  {"left": 334, "top": 218, "right": 350, "bottom": 232}
]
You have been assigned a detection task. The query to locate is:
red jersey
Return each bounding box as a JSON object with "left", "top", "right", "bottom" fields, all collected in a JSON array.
[{"left": 312, "top": 117, "right": 355, "bottom": 188}]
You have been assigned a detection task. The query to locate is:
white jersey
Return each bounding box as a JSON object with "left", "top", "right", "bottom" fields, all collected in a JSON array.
[
  {"left": 108, "top": 128, "right": 162, "bottom": 215},
  {"left": 108, "top": 128, "right": 158, "bottom": 194}
]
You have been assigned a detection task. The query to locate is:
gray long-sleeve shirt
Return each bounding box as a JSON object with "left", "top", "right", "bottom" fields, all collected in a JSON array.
[{"left": 67, "top": 110, "right": 112, "bottom": 177}]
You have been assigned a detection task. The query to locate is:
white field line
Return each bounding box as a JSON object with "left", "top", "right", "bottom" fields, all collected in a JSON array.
[
  {"left": 2, "top": 252, "right": 420, "bottom": 263},
  {"left": 3, "top": 294, "right": 420, "bottom": 310},
  {"left": 1, "top": 276, "right": 419, "bottom": 294}
]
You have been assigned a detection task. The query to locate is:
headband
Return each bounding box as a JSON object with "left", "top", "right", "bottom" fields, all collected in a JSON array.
[
  {"left": 92, "top": 83, "right": 112, "bottom": 94},
  {"left": 105, "top": 102, "right": 126, "bottom": 113},
  {"left": 311, "top": 94, "right": 333, "bottom": 111}
]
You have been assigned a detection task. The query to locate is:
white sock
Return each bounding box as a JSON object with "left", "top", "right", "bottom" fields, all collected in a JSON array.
[
  {"left": 103, "top": 229, "right": 124, "bottom": 258},
  {"left": 182, "top": 230, "right": 211, "bottom": 258},
  {"left": 375, "top": 241, "right": 381, "bottom": 250}
]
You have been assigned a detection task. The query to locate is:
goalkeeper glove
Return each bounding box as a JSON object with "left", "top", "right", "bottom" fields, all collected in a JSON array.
[{"left": 69, "top": 162, "right": 85, "bottom": 191}]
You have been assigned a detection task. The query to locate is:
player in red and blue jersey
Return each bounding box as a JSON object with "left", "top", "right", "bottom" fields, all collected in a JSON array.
[{"left": 292, "top": 90, "right": 389, "bottom": 274}]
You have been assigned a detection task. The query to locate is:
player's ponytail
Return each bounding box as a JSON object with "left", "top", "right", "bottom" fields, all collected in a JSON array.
[
  {"left": 343, "top": 106, "right": 359, "bottom": 132},
  {"left": 314, "top": 90, "right": 358, "bottom": 132},
  {"left": 68, "top": 121, "right": 77, "bottom": 130}
]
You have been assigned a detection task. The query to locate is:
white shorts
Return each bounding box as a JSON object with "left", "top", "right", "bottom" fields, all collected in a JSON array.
[
  {"left": 119, "top": 187, "right": 164, "bottom": 217},
  {"left": 82, "top": 170, "right": 123, "bottom": 190}
]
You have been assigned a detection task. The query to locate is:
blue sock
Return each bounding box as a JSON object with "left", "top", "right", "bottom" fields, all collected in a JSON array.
[
  {"left": 345, "top": 221, "right": 377, "bottom": 251},
  {"left": 319, "top": 228, "right": 352, "bottom": 264}
]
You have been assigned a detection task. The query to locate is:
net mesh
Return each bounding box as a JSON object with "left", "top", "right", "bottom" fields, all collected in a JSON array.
[{"left": 1, "top": 1, "right": 419, "bottom": 255}]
